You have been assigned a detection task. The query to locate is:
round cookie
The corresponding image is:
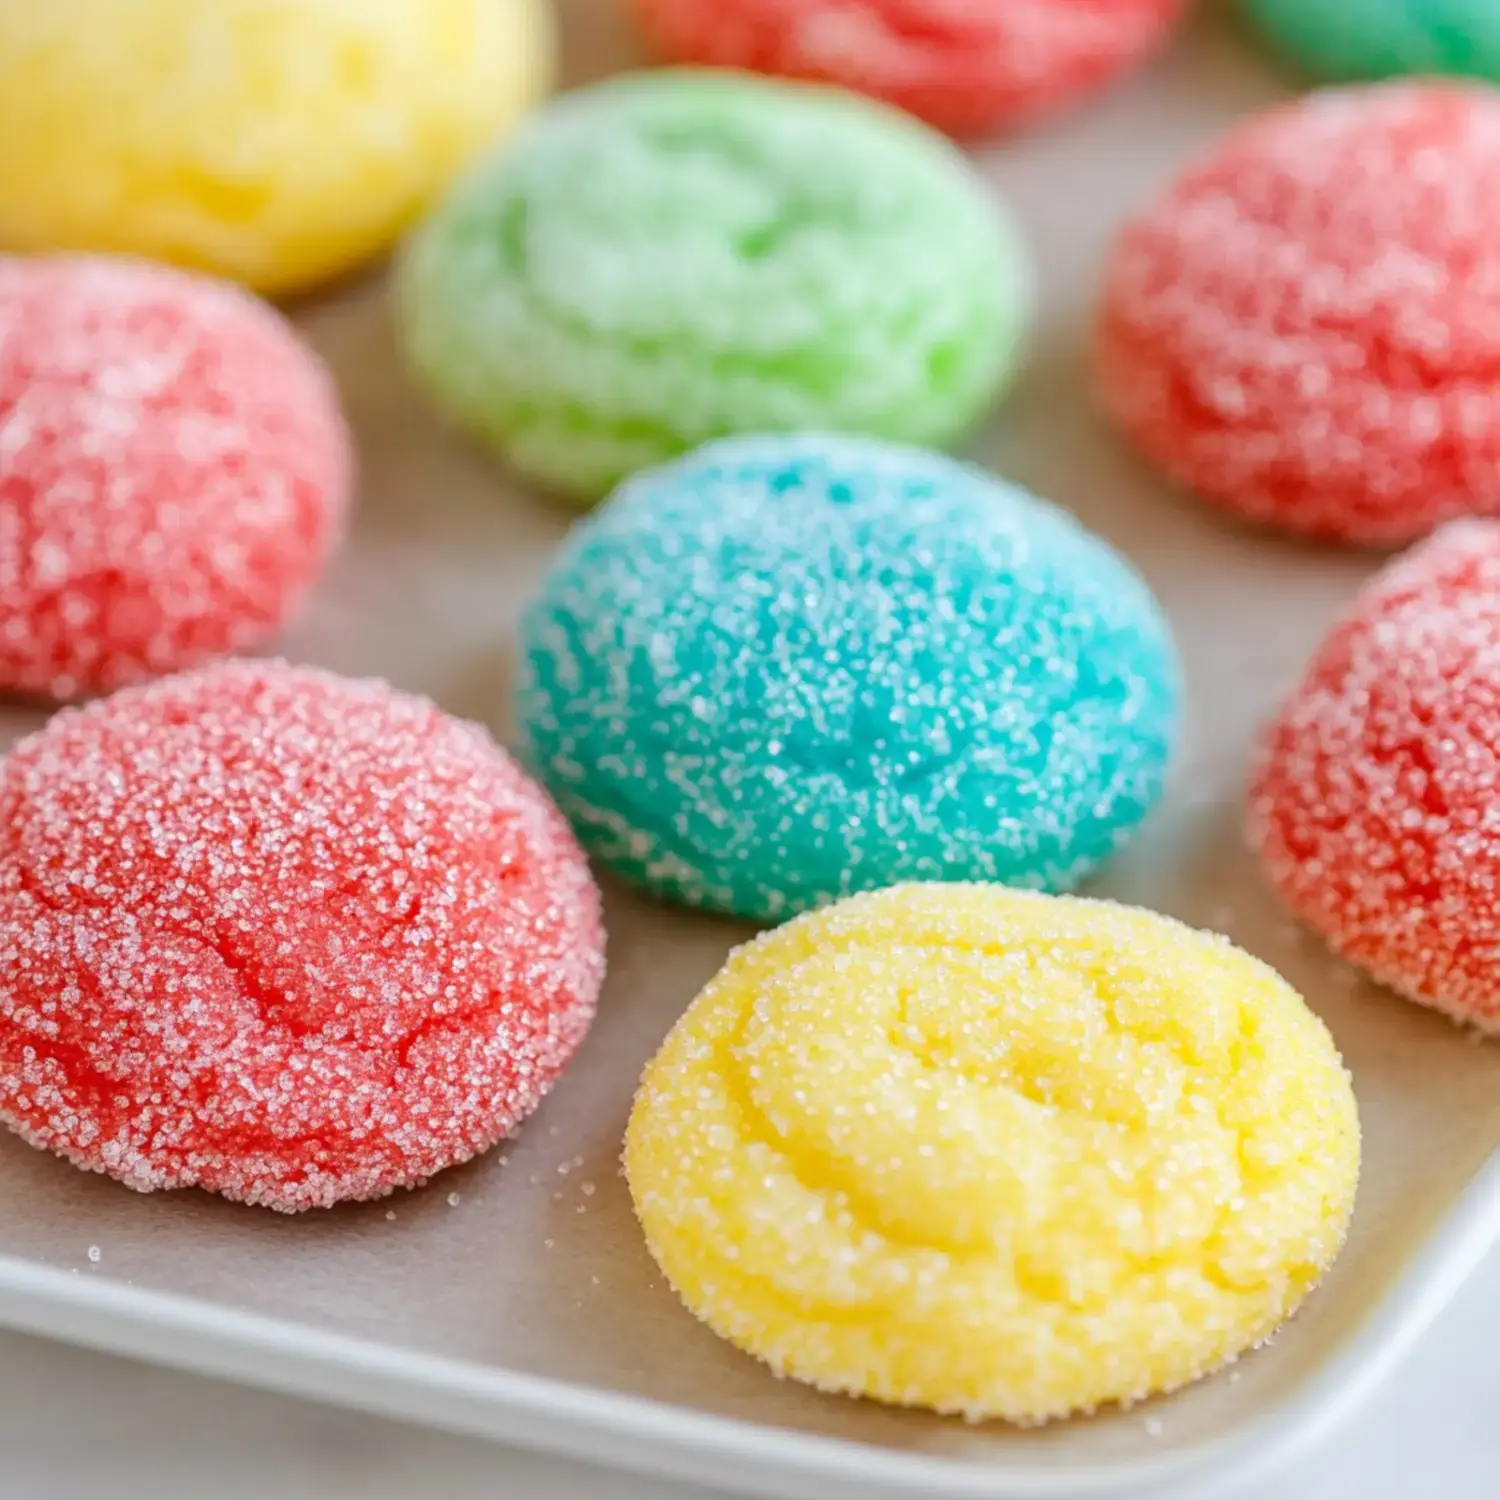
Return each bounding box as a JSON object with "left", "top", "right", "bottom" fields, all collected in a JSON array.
[
  {"left": 1239, "top": 0, "right": 1500, "bottom": 85},
  {"left": 0, "top": 255, "right": 350, "bottom": 700},
  {"left": 399, "top": 70, "right": 1027, "bottom": 504},
  {"left": 517, "top": 434, "right": 1180, "bottom": 920},
  {"left": 1250, "top": 520, "right": 1500, "bottom": 1032},
  {"left": 625, "top": 883, "right": 1361, "bottom": 1422},
  {"left": 631, "top": 0, "right": 1189, "bottom": 138},
  {"left": 0, "top": 0, "right": 553, "bottom": 295},
  {"left": 0, "top": 659, "right": 605, "bottom": 1211},
  {"left": 1098, "top": 82, "right": 1500, "bottom": 547}
]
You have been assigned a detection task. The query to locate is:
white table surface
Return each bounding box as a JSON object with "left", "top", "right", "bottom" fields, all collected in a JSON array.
[{"left": 4, "top": 1250, "right": 1497, "bottom": 1500}]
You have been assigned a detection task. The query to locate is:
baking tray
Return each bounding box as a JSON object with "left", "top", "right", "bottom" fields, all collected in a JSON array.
[{"left": 4, "top": 4, "right": 1500, "bottom": 1497}]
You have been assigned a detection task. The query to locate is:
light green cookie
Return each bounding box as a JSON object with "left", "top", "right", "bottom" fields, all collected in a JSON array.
[
  {"left": 398, "top": 70, "right": 1030, "bottom": 504},
  {"left": 1239, "top": 0, "right": 1500, "bottom": 83}
]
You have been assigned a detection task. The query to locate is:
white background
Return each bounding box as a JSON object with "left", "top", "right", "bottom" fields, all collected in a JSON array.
[{"left": 3, "top": 1250, "right": 1497, "bottom": 1500}]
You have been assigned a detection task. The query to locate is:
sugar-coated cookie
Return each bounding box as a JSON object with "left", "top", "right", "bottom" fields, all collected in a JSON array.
[
  {"left": 625, "top": 883, "right": 1361, "bottom": 1421},
  {"left": 1099, "top": 82, "right": 1500, "bottom": 546},
  {"left": 1240, "top": 0, "right": 1500, "bottom": 85},
  {"left": 0, "top": 660, "right": 605, "bottom": 1211},
  {"left": 400, "top": 71, "right": 1028, "bottom": 503},
  {"left": 1251, "top": 520, "right": 1500, "bottom": 1032},
  {"left": 632, "top": 0, "right": 1188, "bottom": 137},
  {"left": 0, "top": 255, "right": 350, "bottom": 700},
  {"left": 517, "top": 434, "right": 1180, "bottom": 919},
  {"left": 0, "top": 0, "right": 553, "bottom": 294}
]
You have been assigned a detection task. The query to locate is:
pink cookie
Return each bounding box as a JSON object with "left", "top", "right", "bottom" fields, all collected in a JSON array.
[
  {"left": 1099, "top": 83, "right": 1500, "bottom": 547},
  {"left": 1250, "top": 521, "right": 1500, "bottom": 1030},
  {"left": 630, "top": 0, "right": 1186, "bottom": 137},
  {"left": 0, "top": 659, "right": 605, "bottom": 1210},
  {"left": 0, "top": 255, "right": 350, "bottom": 698}
]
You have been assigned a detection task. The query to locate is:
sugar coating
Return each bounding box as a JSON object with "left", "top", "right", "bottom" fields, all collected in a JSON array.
[
  {"left": 398, "top": 70, "right": 1028, "bottom": 504},
  {"left": 1098, "top": 82, "right": 1500, "bottom": 546},
  {"left": 1240, "top": 0, "right": 1500, "bottom": 85},
  {"left": 624, "top": 883, "right": 1361, "bottom": 1422},
  {"left": 0, "top": 659, "right": 605, "bottom": 1212},
  {"left": 632, "top": 0, "right": 1187, "bottom": 138},
  {"left": 517, "top": 434, "right": 1180, "bottom": 921},
  {"left": 0, "top": 255, "right": 349, "bottom": 700},
  {"left": 1250, "top": 520, "right": 1500, "bottom": 1032},
  {"left": 0, "top": 0, "right": 552, "bottom": 295}
]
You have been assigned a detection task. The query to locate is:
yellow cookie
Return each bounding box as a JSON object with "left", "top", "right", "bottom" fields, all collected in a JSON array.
[
  {"left": 624, "top": 884, "right": 1360, "bottom": 1422},
  {"left": 0, "top": 0, "right": 552, "bottom": 295}
]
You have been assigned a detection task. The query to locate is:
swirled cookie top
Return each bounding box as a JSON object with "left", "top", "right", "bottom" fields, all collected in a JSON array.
[{"left": 626, "top": 883, "right": 1360, "bottom": 1421}]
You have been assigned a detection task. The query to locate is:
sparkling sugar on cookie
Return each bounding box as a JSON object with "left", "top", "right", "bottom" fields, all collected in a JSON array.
[
  {"left": 1098, "top": 82, "right": 1500, "bottom": 546},
  {"left": 0, "top": 660, "right": 605, "bottom": 1211},
  {"left": 1250, "top": 520, "right": 1500, "bottom": 1031},
  {"left": 517, "top": 434, "right": 1181, "bottom": 920},
  {"left": 625, "top": 884, "right": 1360, "bottom": 1422},
  {"left": 0, "top": 255, "right": 350, "bottom": 699},
  {"left": 399, "top": 70, "right": 1028, "bottom": 503},
  {"left": 630, "top": 0, "right": 1188, "bottom": 138}
]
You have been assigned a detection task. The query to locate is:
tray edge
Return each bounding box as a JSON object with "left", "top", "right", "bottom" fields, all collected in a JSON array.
[{"left": 2, "top": 1148, "right": 1499, "bottom": 1500}]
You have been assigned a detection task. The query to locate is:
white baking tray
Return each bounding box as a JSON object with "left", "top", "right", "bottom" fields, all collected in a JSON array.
[{"left": 2, "top": 4, "right": 1499, "bottom": 1498}]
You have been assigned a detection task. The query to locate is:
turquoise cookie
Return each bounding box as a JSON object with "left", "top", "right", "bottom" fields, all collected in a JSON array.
[
  {"left": 1239, "top": 0, "right": 1500, "bottom": 82},
  {"left": 516, "top": 434, "right": 1182, "bottom": 921},
  {"left": 398, "top": 70, "right": 1029, "bottom": 505}
]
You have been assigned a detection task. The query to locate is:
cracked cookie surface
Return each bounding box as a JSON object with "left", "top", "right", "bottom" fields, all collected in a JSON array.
[
  {"left": 517, "top": 434, "right": 1180, "bottom": 919},
  {"left": 625, "top": 883, "right": 1360, "bottom": 1421},
  {"left": 398, "top": 70, "right": 1027, "bottom": 503},
  {"left": 1250, "top": 519, "right": 1500, "bottom": 1030},
  {"left": 1098, "top": 82, "right": 1500, "bottom": 546},
  {"left": 0, "top": 659, "right": 604, "bottom": 1211}
]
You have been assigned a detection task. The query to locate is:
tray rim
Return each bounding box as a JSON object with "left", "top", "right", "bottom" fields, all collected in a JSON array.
[{"left": 1, "top": 1148, "right": 1498, "bottom": 1500}]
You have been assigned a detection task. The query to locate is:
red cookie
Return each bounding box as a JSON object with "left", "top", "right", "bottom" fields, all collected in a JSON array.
[
  {"left": 1099, "top": 83, "right": 1500, "bottom": 547},
  {"left": 629, "top": 0, "right": 1186, "bottom": 137},
  {"left": 1249, "top": 521, "right": 1500, "bottom": 1030},
  {"left": 0, "top": 255, "right": 350, "bottom": 699},
  {"left": 0, "top": 660, "right": 605, "bottom": 1210}
]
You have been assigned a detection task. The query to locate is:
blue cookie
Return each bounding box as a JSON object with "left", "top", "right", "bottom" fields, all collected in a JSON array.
[
  {"left": 516, "top": 434, "right": 1182, "bottom": 921},
  {"left": 1239, "top": 0, "right": 1500, "bottom": 82}
]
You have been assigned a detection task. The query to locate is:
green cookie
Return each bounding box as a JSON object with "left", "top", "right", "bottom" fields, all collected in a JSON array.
[
  {"left": 398, "top": 70, "right": 1030, "bottom": 504},
  {"left": 1240, "top": 0, "right": 1500, "bottom": 83}
]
